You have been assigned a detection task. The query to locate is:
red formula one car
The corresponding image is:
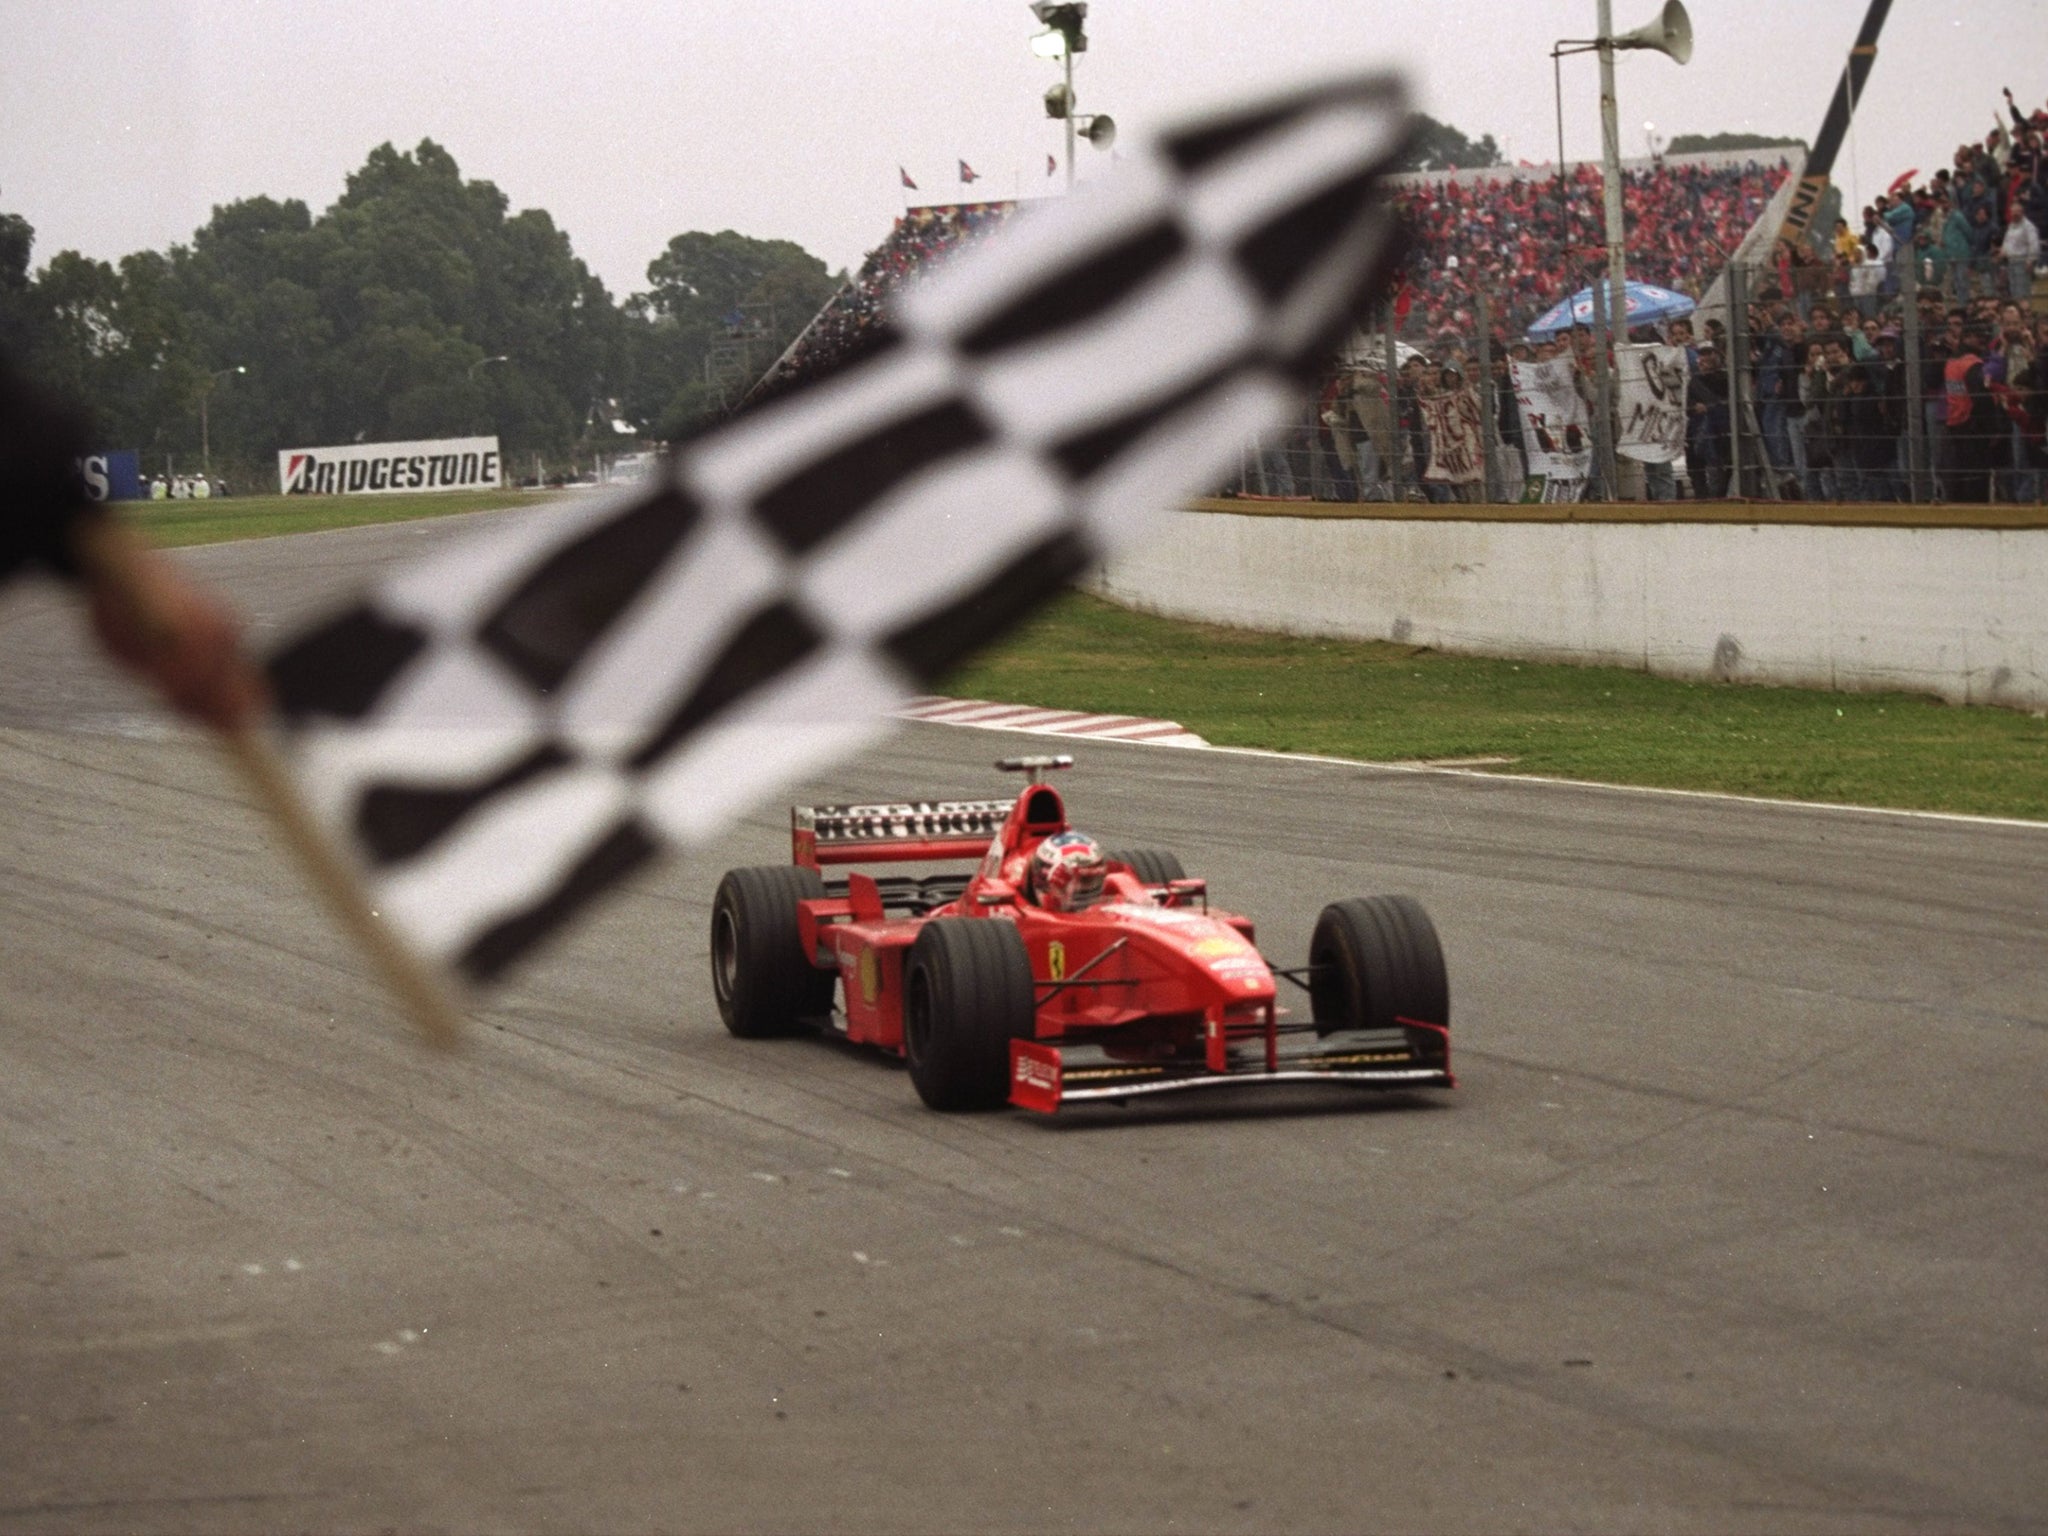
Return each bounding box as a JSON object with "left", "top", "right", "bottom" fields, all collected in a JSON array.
[{"left": 709, "top": 756, "right": 1452, "bottom": 1114}]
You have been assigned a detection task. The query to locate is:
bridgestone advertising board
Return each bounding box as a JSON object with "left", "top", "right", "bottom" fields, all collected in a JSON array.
[{"left": 278, "top": 436, "right": 502, "bottom": 496}]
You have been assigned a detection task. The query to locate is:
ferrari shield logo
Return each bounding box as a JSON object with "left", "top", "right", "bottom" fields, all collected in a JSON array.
[
  {"left": 1048, "top": 941, "right": 1066, "bottom": 982},
  {"left": 858, "top": 948, "right": 880, "bottom": 1005}
]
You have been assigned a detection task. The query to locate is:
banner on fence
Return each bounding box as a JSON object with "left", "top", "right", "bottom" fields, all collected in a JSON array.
[
  {"left": 278, "top": 436, "right": 501, "bottom": 496},
  {"left": 1617, "top": 344, "right": 1689, "bottom": 463},
  {"left": 1509, "top": 357, "right": 1590, "bottom": 489},
  {"left": 1421, "top": 384, "right": 1485, "bottom": 484}
]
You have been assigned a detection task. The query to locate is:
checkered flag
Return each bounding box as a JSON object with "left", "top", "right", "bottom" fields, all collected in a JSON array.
[{"left": 266, "top": 73, "right": 1411, "bottom": 985}]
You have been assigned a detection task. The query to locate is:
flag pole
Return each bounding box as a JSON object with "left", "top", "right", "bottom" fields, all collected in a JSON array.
[
  {"left": 220, "top": 726, "right": 466, "bottom": 1052},
  {"left": 72, "top": 518, "right": 466, "bottom": 1051}
]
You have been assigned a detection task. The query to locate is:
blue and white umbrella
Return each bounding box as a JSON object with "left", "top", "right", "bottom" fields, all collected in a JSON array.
[{"left": 1526, "top": 279, "right": 1696, "bottom": 338}]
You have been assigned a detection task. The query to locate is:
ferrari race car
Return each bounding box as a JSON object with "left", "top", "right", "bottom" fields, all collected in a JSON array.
[{"left": 709, "top": 756, "right": 1452, "bottom": 1114}]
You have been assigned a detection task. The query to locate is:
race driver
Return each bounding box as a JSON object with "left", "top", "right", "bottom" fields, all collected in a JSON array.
[{"left": 1029, "top": 831, "right": 1109, "bottom": 912}]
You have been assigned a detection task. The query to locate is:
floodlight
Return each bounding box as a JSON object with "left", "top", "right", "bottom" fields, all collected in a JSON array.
[{"left": 1030, "top": 27, "right": 1067, "bottom": 58}]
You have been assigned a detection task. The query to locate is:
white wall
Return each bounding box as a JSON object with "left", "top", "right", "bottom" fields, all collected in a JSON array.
[{"left": 1088, "top": 511, "right": 2048, "bottom": 710}]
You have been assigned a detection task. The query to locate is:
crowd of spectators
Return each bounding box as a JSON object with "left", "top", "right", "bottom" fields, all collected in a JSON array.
[
  {"left": 1390, "top": 156, "right": 1790, "bottom": 338},
  {"left": 1282, "top": 286, "right": 2044, "bottom": 509},
  {"left": 752, "top": 159, "right": 1784, "bottom": 404},
  {"left": 1704, "top": 285, "right": 2046, "bottom": 505},
  {"left": 1825, "top": 85, "right": 2048, "bottom": 315},
  {"left": 747, "top": 98, "right": 2045, "bottom": 504},
  {"left": 1289, "top": 89, "right": 2048, "bottom": 507},
  {"left": 1722, "top": 85, "right": 2048, "bottom": 503},
  {"left": 747, "top": 202, "right": 1019, "bottom": 404}
]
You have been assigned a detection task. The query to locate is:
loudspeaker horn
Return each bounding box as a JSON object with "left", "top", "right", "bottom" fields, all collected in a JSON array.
[
  {"left": 1079, "top": 114, "right": 1117, "bottom": 150},
  {"left": 1613, "top": 0, "right": 1692, "bottom": 64}
]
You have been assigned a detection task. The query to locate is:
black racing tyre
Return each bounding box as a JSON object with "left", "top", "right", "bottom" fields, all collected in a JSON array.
[
  {"left": 711, "top": 865, "right": 834, "bottom": 1039},
  {"left": 903, "top": 918, "right": 1036, "bottom": 1111},
  {"left": 1106, "top": 848, "right": 1187, "bottom": 887},
  {"left": 1308, "top": 896, "right": 1450, "bottom": 1064}
]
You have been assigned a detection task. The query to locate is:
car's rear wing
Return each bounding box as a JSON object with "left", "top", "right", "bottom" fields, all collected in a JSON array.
[{"left": 792, "top": 800, "right": 1012, "bottom": 869}]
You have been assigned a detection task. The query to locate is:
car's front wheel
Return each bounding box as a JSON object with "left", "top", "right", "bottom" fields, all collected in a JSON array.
[
  {"left": 903, "top": 918, "right": 1035, "bottom": 1111},
  {"left": 1308, "top": 896, "right": 1449, "bottom": 1065}
]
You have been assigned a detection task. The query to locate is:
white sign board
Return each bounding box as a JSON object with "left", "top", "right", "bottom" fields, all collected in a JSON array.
[
  {"left": 1617, "top": 345, "right": 1689, "bottom": 464},
  {"left": 278, "top": 435, "right": 502, "bottom": 496},
  {"left": 1509, "top": 358, "right": 1591, "bottom": 487},
  {"left": 1420, "top": 385, "right": 1485, "bottom": 485}
]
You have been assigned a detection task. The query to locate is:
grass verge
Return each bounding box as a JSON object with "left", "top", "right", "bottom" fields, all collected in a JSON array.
[
  {"left": 124, "top": 488, "right": 533, "bottom": 548},
  {"left": 122, "top": 491, "right": 2045, "bottom": 821},
  {"left": 943, "top": 594, "right": 2048, "bottom": 821}
]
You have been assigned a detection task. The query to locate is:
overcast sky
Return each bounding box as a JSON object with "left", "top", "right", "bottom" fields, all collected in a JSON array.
[{"left": 3, "top": 1, "right": 2039, "bottom": 299}]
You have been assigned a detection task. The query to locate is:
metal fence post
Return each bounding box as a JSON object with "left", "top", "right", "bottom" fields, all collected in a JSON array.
[
  {"left": 1901, "top": 255, "right": 1927, "bottom": 504},
  {"left": 1384, "top": 301, "right": 1405, "bottom": 500},
  {"left": 1474, "top": 290, "right": 1498, "bottom": 502},
  {"left": 1727, "top": 261, "right": 1747, "bottom": 497},
  {"left": 1592, "top": 277, "right": 1615, "bottom": 501}
]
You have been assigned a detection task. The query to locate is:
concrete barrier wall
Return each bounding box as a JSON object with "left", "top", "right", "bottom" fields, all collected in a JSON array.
[{"left": 1088, "top": 508, "right": 2048, "bottom": 710}]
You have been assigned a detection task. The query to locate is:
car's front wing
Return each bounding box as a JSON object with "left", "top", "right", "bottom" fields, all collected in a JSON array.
[{"left": 1008, "top": 1024, "right": 1453, "bottom": 1113}]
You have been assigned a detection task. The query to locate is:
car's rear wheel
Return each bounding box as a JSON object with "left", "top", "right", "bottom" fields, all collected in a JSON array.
[
  {"left": 711, "top": 866, "right": 834, "bottom": 1038},
  {"left": 1107, "top": 847, "right": 1186, "bottom": 887},
  {"left": 1308, "top": 896, "right": 1449, "bottom": 1064},
  {"left": 903, "top": 918, "right": 1035, "bottom": 1111}
]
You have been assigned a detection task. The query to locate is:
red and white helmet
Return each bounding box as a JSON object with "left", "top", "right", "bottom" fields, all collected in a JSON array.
[{"left": 1031, "top": 832, "right": 1107, "bottom": 912}]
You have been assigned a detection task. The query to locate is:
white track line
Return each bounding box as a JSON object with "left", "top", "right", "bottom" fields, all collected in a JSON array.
[{"left": 894, "top": 697, "right": 2048, "bottom": 833}]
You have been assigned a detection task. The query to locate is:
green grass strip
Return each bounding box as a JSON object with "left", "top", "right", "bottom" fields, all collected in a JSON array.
[
  {"left": 944, "top": 594, "right": 2048, "bottom": 822},
  {"left": 124, "top": 488, "right": 532, "bottom": 548},
  {"left": 125, "top": 491, "right": 2045, "bottom": 821}
]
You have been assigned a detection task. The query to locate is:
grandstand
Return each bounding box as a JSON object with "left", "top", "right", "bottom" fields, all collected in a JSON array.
[
  {"left": 1389, "top": 151, "right": 1793, "bottom": 341},
  {"left": 746, "top": 199, "right": 1028, "bottom": 407},
  {"left": 746, "top": 151, "right": 1793, "bottom": 405}
]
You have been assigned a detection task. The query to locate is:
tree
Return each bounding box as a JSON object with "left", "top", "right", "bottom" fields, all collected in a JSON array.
[
  {"left": 1398, "top": 115, "right": 1503, "bottom": 174},
  {"left": 299, "top": 140, "right": 622, "bottom": 457},
  {"left": 30, "top": 251, "right": 126, "bottom": 401},
  {"left": 624, "top": 229, "right": 840, "bottom": 439},
  {"left": 10, "top": 140, "right": 841, "bottom": 478},
  {"left": 96, "top": 139, "right": 637, "bottom": 474},
  {"left": 0, "top": 213, "right": 42, "bottom": 358}
]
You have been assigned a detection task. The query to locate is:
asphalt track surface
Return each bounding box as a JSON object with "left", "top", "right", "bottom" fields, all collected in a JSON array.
[{"left": 1, "top": 515, "right": 2043, "bottom": 1534}]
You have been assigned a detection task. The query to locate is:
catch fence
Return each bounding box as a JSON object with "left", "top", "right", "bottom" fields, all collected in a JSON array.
[{"left": 1223, "top": 252, "right": 2046, "bottom": 508}]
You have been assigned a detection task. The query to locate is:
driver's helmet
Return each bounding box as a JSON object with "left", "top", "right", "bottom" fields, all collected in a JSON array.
[{"left": 1030, "top": 832, "right": 1108, "bottom": 912}]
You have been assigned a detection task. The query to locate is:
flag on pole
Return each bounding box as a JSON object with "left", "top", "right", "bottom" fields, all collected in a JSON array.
[
  {"left": 958, "top": 159, "right": 980, "bottom": 184},
  {"left": 1046, "top": 154, "right": 1058, "bottom": 177},
  {"left": 263, "top": 73, "right": 1412, "bottom": 986},
  {"left": 900, "top": 166, "right": 917, "bottom": 190}
]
